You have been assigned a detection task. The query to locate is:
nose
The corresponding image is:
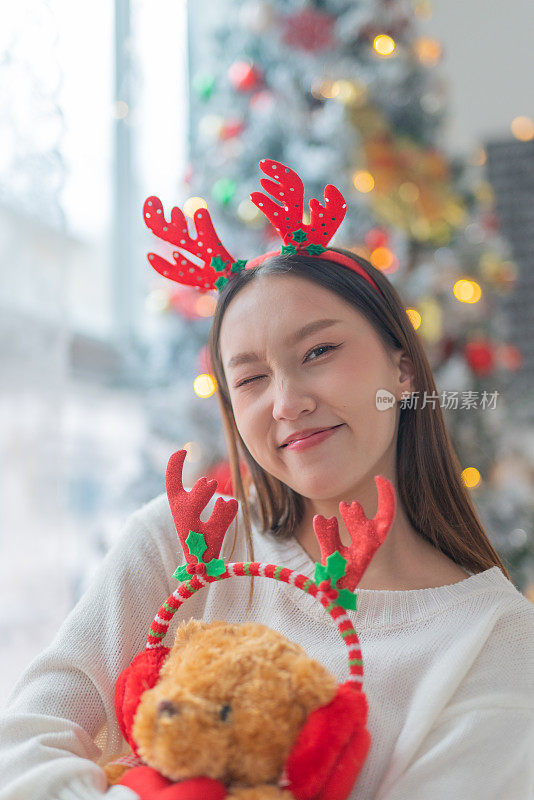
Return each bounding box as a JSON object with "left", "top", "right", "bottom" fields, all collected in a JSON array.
[
  {"left": 157, "top": 700, "right": 180, "bottom": 717},
  {"left": 272, "top": 376, "right": 315, "bottom": 421}
]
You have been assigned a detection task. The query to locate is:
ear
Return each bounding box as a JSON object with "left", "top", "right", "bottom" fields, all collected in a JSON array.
[
  {"left": 393, "top": 349, "right": 415, "bottom": 400},
  {"left": 290, "top": 656, "right": 338, "bottom": 716}
]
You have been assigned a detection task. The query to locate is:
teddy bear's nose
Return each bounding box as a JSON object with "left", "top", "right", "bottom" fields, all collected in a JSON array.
[{"left": 157, "top": 700, "right": 180, "bottom": 717}]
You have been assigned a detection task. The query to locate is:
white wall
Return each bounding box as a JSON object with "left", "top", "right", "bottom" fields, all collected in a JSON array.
[{"left": 423, "top": 0, "right": 533, "bottom": 157}]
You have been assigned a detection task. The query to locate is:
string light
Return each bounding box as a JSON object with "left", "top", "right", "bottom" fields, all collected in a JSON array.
[
  {"left": 406, "top": 308, "right": 422, "bottom": 329},
  {"left": 511, "top": 116, "right": 534, "bottom": 142},
  {"left": 453, "top": 279, "right": 482, "bottom": 304},
  {"left": 195, "top": 294, "right": 217, "bottom": 318},
  {"left": 370, "top": 246, "right": 397, "bottom": 272},
  {"left": 194, "top": 373, "right": 217, "bottom": 399},
  {"left": 183, "top": 197, "right": 208, "bottom": 218},
  {"left": 462, "top": 467, "right": 481, "bottom": 488},
  {"left": 352, "top": 170, "right": 374, "bottom": 192},
  {"left": 373, "top": 34, "right": 396, "bottom": 57},
  {"left": 414, "top": 37, "right": 442, "bottom": 66}
]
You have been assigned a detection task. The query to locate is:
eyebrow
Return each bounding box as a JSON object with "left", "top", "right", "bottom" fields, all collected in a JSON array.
[{"left": 225, "top": 318, "right": 342, "bottom": 371}]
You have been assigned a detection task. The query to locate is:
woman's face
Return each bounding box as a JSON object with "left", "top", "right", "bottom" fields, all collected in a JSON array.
[{"left": 219, "top": 274, "right": 413, "bottom": 504}]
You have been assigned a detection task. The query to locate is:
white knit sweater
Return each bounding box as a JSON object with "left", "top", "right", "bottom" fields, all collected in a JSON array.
[{"left": 1, "top": 489, "right": 534, "bottom": 800}]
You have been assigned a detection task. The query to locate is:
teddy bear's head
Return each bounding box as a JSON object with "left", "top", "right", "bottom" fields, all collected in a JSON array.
[{"left": 132, "top": 618, "right": 338, "bottom": 785}]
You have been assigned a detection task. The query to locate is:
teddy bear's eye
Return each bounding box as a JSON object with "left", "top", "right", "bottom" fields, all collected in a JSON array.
[
  {"left": 157, "top": 700, "right": 179, "bottom": 717},
  {"left": 219, "top": 704, "right": 231, "bottom": 721}
]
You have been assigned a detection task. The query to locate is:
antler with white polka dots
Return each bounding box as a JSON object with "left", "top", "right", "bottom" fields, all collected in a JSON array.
[
  {"left": 249, "top": 158, "right": 348, "bottom": 253},
  {"left": 143, "top": 197, "right": 247, "bottom": 293}
]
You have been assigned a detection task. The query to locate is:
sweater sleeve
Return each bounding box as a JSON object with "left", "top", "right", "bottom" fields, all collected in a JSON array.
[
  {"left": 375, "top": 702, "right": 534, "bottom": 800},
  {"left": 0, "top": 498, "right": 176, "bottom": 800}
]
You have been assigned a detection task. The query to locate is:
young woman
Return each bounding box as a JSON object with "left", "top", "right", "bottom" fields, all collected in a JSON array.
[{"left": 1, "top": 167, "right": 533, "bottom": 799}]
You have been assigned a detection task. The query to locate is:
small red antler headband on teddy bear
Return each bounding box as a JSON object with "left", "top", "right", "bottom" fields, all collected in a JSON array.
[
  {"left": 112, "top": 449, "right": 396, "bottom": 799},
  {"left": 143, "top": 158, "right": 383, "bottom": 295}
]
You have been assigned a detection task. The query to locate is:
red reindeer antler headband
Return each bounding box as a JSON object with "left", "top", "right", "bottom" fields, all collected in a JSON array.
[{"left": 143, "top": 158, "right": 382, "bottom": 294}]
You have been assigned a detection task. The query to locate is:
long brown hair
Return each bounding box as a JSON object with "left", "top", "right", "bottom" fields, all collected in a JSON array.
[{"left": 207, "top": 248, "right": 511, "bottom": 605}]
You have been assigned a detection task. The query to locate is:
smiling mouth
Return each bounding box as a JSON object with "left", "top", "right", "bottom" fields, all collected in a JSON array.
[{"left": 280, "top": 424, "right": 344, "bottom": 447}]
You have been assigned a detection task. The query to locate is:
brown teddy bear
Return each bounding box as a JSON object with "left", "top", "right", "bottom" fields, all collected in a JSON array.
[{"left": 106, "top": 617, "right": 340, "bottom": 799}]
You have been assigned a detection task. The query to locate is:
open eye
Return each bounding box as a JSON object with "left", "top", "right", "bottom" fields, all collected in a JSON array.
[{"left": 219, "top": 704, "right": 231, "bottom": 721}]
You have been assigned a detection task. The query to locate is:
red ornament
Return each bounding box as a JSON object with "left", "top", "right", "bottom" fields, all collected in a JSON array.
[
  {"left": 281, "top": 8, "right": 336, "bottom": 52},
  {"left": 228, "top": 61, "right": 262, "bottom": 92},
  {"left": 206, "top": 459, "right": 250, "bottom": 497},
  {"left": 168, "top": 287, "right": 203, "bottom": 320},
  {"left": 219, "top": 118, "right": 245, "bottom": 140},
  {"left": 496, "top": 344, "right": 523, "bottom": 371},
  {"left": 464, "top": 339, "right": 495, "bottom": 375},
  {"left": 365, "top": 227, "right": 389, "bottom": 251}
]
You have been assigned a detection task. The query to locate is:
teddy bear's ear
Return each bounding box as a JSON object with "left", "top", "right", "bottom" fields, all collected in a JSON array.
[
  {"left": 159, "top": 619, "right": 227, "bottom": 678},
  {"left": 290, "top": 656, "right": 338, "bottom": 715}
]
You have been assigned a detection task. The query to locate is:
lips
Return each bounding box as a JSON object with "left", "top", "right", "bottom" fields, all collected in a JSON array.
[{"left": 280, "top": 424, "right": 342, "bottom": 448}]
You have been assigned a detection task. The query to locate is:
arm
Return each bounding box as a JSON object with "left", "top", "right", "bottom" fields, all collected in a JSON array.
[
  {"left": 0, "top": 498, "right": 175, "bottom": 800},
  {"left": 375, "top": 701, "right": 534, "bottom": 800}
]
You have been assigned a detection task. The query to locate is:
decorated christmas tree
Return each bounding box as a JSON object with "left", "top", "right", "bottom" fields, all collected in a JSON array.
[{"left": 138, "top": 0, "right": 533, "bottom": 593}]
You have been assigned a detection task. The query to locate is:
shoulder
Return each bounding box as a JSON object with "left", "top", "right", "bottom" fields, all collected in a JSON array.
[{"left": 453, "top": 580, "right": 534, "bottom": 705}]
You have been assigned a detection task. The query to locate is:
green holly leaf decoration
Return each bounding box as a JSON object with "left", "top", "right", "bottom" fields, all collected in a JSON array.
[
  {"left": 292, "top": 228, "right": 308, "bottom": 243},
  {"left": 281, "top": 244, "right": 297, "bottom": 255},
  {"left": 173, "top": 564, "right": 190, "bottom": 582},
  {"left": 206, "top": 558, "right": 226, "bottom": 577},
  {"left": 185, "top": 530, "right": 207, "bottom": 561},
  {"left": 306, "top": 244, "right": 327, "bottom": 255},
  {"left": 215, "top": 276, "right": 229, "bottom": 291},
  {"left": 231, "top": 259, "right": 247, "bottom": 273},
  {"left": 314, "top": 562, "right": 329, "bottom": 585},
  {"left": 172, "top": 530, "right": 227, "bottom": 582},
  {"left": 313, "top": 550, "right": 357, "bottom": 608},
  {"left": 325, "top": 551, "right": 347, "bottom": 584},
  {"left": 337, "top": 588, "right": 358, "bottom": 610},
  {"left": 211, "top": 255, "right": 229, "bottom": 272}
]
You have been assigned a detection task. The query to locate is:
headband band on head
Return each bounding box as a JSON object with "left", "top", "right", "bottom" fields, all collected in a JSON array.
[
  {"left": 246, "top": 248, "right": 382, "bottom": 293},
  {"left": 143, "top": 158, "right": 383, "bottom": 296}
]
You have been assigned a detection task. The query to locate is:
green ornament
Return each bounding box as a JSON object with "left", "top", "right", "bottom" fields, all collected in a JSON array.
[
  {"left": 281, "top": 244, "right": 297, "bottom": 255},
  {"left": 212, "top": 178, "right": 237, "bottom": 206},
  {"left": 193, "top": 73, "right": 216, "bottom": 101},
  {"left": 210, "top": 255, "right": 229, "bottom": 272},
  {"left": 215, "top": 275, "right": 229, "bottom": 291},
  {"left": 230, "top": 259, "right": 247, "bottom": 273},
  {"left": 292, "top": 228, "right": 308, "bottom": 243},
  {"left": 306, "top": 244, "right": 327, "bottom": 255}
]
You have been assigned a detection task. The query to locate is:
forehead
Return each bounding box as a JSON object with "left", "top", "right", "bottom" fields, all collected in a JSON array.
[{"left": 219, "top": 275, "right": 361, "bottom": 371}]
